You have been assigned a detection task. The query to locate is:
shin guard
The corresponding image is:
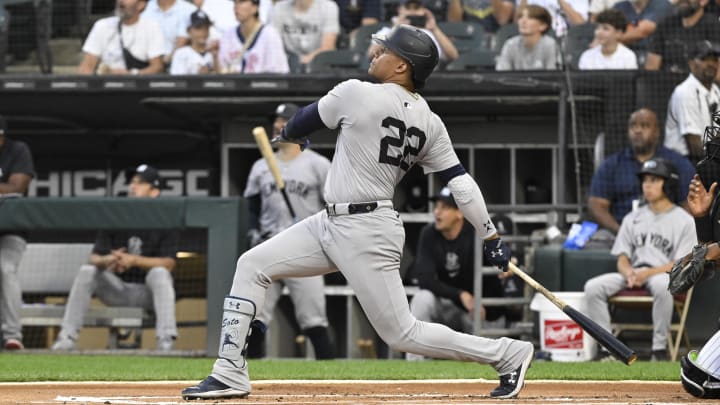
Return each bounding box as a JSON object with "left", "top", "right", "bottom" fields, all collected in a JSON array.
[{"left": 219, "top": 296, "right": 256, "bottom": 368}]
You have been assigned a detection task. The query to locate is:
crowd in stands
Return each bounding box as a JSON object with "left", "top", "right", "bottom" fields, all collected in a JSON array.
[{"left": 66, "top": 0, "right": 720, "bottom": 75}]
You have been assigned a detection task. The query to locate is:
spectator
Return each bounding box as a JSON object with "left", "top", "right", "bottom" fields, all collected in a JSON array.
[
  {"left": 336, "top": 0, "right": 381, "bottom": 46},
  {"left": 244, "top": 103, "right": 334, "bottom": 360},
  {"left": 406, "top": 188, "right": 522, "bottom": 361},
  {"left": 496, "top": 5, "right": 559, "bottom": 70},
  {"left": 193, "top": 0, "right": 237, "bottom": 36},
  {"left": 272, "top": 0, "right": 341, "bottom": 67},
  {"left": 664, "top": 41, "right": 720, "bottom": 164},
  {"left": 142, "top": 0, "right": 196, "bottom": 65},
  {"left": 589, "top": 108, "right": 695, "bottom": 235},
  {"left": 77, "top": 0, "right": 165, "bottom": 75},
  {"left": 645, "top": 0, "right": 720, "bottom": 73},
  {"left": 585, "top": 158, "right": 696, "bottom": 362},
  {"left": 517, "top": 0, "right": 587, "bottom": 37},
  {"left": 590, "top": 0, "right": 623, "bottom": 21},
  {"left": 446, "top": 0, "right": 514, "bottom": 34},
  {"left": 578, "top": 8, "right": 638, "bottom": 69},
  {"left": 170, "top": 10, "right": 218, "bottom": 74},
  {"left": 612, "top": 0, "right": 671, "bottom": 58},
  {"left": 218, "top": 0, "right": 289, "bottom": 73},
  {"left": 367, "top": 0, "right": 459, "bottom": 64},
  {"left": 51, "top": 165, "right": 179, "bottom": 352},
  {"left": 0, "top": 116, "right": 35, "bottom": 351}
]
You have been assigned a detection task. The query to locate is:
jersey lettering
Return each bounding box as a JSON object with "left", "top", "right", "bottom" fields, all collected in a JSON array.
[{"left": 378, "top": 116, "right": 427, "bottom": 171}]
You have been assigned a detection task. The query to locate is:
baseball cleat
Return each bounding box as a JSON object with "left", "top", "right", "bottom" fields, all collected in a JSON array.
[
  {"left": 182, "top": 376, "right": 249, "bottom": 400},
  {"left": 490, "top": 343, "right": 534, "bottom": 399}
]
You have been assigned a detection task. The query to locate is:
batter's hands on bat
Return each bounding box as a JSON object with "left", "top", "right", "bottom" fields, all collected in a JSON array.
[
  {"left": 688, "top": 174, "right": 717, "bottom": 218},
  {"left": 483, "top": 237, "right": 511, "bottom": 271},
  {"left": 271, "top": 127, "right": 310, "bottom": 151}
]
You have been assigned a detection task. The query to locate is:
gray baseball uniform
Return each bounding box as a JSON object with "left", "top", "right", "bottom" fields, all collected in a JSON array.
[
  {"left": 209, "top": 79, "right": 532, "bottom": 392},
  {"left": 585, "top": 204, "right": 696, "bottom": 351},
  {"left": 244, "top": 149, "right": 331, "bottom": 330}
]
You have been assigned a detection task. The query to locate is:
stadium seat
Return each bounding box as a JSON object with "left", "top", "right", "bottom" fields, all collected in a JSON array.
[
  {"left": 494, "top": 23, "right": 518, "bottom": 53},
  {"left": 563, "top": 22, "right": 596, "bottom": 69},
  {"left": 609, "top": 287, "right": 693, "bottom": 361},
  {"left": 306, "top": 49, "right": 364, "bottom": 73},
  {"left": 445, "top": 49, "right": 498, "bottom": 71},
  {"left": 438, "top": 21, "right": 486, "bottom": 53},
  {"left": 352, "top": 22, "right": 390, "bottom": 53}
]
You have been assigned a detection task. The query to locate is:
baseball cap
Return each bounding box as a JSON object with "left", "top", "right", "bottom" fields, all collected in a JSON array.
[
  {"left": 429, "top": 187, "right": 457, "bottom": 208},
  {"left": 190, "top": 9, "right": 212, "bottom": 28},
  {"left": 404, "top": 0, "right": 424, "bottom": 5},
  {"left": 132, "top": 164, "right": 161, "bottom": 188},
  {"left": 688, "top": 40, "right": 720, "bottom": 60},
  {"left": 275, "top": 103, "right": 299, "bottom": 120}
]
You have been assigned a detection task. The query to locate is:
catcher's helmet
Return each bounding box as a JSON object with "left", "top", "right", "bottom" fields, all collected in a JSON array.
[
  {"left": 372, "top": 25, "right": 439, "bottom": 90},
  {"left": 637, "top": 157, "right": 679, "bottom": 201}
]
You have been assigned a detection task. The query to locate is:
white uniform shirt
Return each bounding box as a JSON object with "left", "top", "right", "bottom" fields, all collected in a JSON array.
[
  {"left": 169, "top": 45, "right": 214, "bottom": 74},
  {"left": 526, "top": 0, "right": 589, "bottom": 36},
  {"left": 142, "top": 0, "right": 196, "bottom": 56},
  {"left": 611, "top": 205, "right": 696, "bottom": 267},
  {"left": 578, "top": 44, "right": 638, "bottom": 70},
  {"left": 318, "top": 79, "right": 459, "bottom": 203},
  {"left": 82, "top": 16, "right": 165, "bottom": 70},
  {"left": 665, "top": 74, "right": 720, "bottom": 156},
  {"left": 218, "top": 24, "right": 289, "bottom": 73},
  {"left": 271, "top": 0, "right": 340, "bottom": 56}
]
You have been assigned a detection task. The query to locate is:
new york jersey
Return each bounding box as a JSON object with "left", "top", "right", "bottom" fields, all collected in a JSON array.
[
  {"left": 244, "top": 149, "right": 331, "bottom": 236},
  {"left": 317, "top": 79, "right": 459, "bottom": 203}
]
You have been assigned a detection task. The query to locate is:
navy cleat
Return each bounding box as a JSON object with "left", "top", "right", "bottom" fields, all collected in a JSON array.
[
  {"left": 490, "top": 344, "right": 534, "bottom": 399},
  {"left": 182, "top": 376, "right": 249, "bottom": 400}
]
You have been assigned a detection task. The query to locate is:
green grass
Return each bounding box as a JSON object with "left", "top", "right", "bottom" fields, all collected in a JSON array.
[{"left": 0, "top": 355, "right": 680, "bottom": 382}]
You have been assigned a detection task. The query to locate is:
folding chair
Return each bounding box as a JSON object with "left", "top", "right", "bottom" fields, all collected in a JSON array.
[{"left": 609, "top": 287, "right": 693, "bottom": 361}]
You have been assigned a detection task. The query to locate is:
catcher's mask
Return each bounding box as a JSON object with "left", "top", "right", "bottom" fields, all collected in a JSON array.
[
  {"left": 637, "top": 157, "right": 679, "bottom": 201},
  {"left": 698, "top": 111, "right": 720, "bottom": 187}
]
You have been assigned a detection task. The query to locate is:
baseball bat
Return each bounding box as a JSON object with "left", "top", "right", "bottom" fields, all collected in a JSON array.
[
  {"left": 508, "top": 262, "right": 637, "bottom": 365},
  {"left": 252, "top": 126, "right": 297, "bottom": 220}
]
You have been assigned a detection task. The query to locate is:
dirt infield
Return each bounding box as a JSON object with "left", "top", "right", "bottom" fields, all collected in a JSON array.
[{"left": 0, "top": 380, "right": 717, "bottom": 404}]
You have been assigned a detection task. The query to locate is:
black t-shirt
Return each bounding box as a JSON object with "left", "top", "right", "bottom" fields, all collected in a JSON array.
[
  {"left": 0, "top": 137, "right": 35, "bottom": 237},
  {"left": 413, "top": 220, "right": 504, "bottom": 318},
  {"left": 648, "top": 12, "right": 720, "bottom": 73},
  {"left": 92, "top": 229, "right": 179, "bottom": 283}
]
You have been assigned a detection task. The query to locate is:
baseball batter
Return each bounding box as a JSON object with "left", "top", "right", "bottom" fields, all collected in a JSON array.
[
  {"left": 183, "top": 24, "right": 534, "bottom": 401},
  {"left": 244, "top": 103, "right": 334, "bottom": 360},
  {"left": 584, "top": 158, "right": 696, "bottom": 361}
]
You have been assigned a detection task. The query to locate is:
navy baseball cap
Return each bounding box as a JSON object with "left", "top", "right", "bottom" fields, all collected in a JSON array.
[
  {"left": 132, "top": 164, "right": 161, "bottom": 188},
  {"left": 689, "top": 40, "right": 720, "bottom": 60},
  {"left": 429, "top": 187, "right": 458, "bottom": 208},
  {"left": 275, "top": 103, "right": 299, "bottom": 120},
  {"left": 190, "top": 9, "right": 212, "bottom": 28}
]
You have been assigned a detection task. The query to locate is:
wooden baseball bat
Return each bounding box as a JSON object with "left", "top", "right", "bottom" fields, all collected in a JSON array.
[
  {"left": 508, "top": 262, "right": 637, "bottom": 365},
  {"left": 252, "top": 126, "right": 297, "bottom": 220}
]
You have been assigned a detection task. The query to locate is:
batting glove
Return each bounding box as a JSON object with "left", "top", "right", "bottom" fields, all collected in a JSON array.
[
  {"left": 483, "top": 237, "right": 511, "bottom": 272},
  {"left": 271, "top": 127, "right": 310, "bottom": 151}
]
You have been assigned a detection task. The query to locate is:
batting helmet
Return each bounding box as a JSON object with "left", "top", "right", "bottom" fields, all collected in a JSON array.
[
  {"left": 372, "top": 24, "right": 439, "bottom": 90},
  {"left": 637, "top": 157, "right": 679, "bottom": 201}
]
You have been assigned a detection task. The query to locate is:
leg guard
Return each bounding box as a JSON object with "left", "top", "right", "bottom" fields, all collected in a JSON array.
[
  {"left": 681, "top": 350, "right": 720, "bottom": 399},
  {"left": 219, "top": 296, "right": 256, "bottom": 369}
]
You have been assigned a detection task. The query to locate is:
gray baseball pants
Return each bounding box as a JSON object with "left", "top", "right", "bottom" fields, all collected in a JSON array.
[
  {"left": 0, "top": 235, "right": 26, "bottom": 341},
  {"left": 257, "top": 275, "right": 328, "bottom": 330}
]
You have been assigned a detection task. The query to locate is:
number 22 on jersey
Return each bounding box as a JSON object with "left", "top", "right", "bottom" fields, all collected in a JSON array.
[{"left": 378, "top": 116, "right": 426, "bottom": 171}]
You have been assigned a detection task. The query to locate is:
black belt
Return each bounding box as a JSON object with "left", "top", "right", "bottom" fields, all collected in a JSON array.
[{"left": 326, "top": 202, "right": 379, "bottom": 216}]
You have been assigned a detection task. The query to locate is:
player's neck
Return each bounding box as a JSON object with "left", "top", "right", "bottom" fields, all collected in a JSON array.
[
  {"left": 648, "top": 198, "right": 673, "bottom": 213},
  {"left": 441, "top": 222, "right": 463, "bottom": 241},
  {"left": 277, "top": 144, "right": 301, "bottom": 161}
]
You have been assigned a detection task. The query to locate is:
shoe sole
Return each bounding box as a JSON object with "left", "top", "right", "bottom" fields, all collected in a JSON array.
[
  {"left": 492, "top": 345, "right": 534, "bottom": 399},
  {"left": 182, "top": 389, "right": 249, "bottom": 400}
]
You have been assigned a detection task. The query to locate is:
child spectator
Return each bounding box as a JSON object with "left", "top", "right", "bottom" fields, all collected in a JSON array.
[
  {"left": 170, "top": 10, "right": 218, "bottom": 74},
  {"left": 496, "top": 5, "right": 559, "bottom": 70},
  {"left": 578, "top": 8, "right": 638, "bottom": 69}
]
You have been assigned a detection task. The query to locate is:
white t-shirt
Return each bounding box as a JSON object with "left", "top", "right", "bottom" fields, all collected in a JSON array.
[
  {"left": 142, "top": 0, "right": 196, "bottom": 55},
  {"left": 665, "top": 74, "right": 720, "bottom": 156},
  {"left": 578, "top": 44, "right": 638, "bottom": 70},
  {"left": 169, "top": 45, "right": 214, "bottom": 74},
  {"left": 82, "top": 16, "right": 165, "bottom": 70},
  {"left": 527, "top": 0, "right": 589, "bottom": 36},
  {"left": 218, "top": 24, "right": 289, "bottom": 73},
  {"left": 271, "top": 0, "right": 340, "bottom": 57}
]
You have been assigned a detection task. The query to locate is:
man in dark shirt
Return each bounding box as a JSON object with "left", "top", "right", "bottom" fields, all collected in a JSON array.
[
  {"left": 52, "top": 164, "right": 179, "bottom": 352},
  {"left": 407, "top": 188, "right": 520, "bottom": 360},
  {"left": 0, "top": 115, "right": 35, "bottom": 350},
  {"left": 645, "top": 0, "right": 720, "bottom": 72}
]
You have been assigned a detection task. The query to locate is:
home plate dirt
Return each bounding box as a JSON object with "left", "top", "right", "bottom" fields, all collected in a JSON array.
[{"left": 0, "top": 380, "right": 715, "bottom": 404}]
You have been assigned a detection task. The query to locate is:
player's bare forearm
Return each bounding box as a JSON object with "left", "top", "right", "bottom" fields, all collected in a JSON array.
[
  {"left": 90, "top": 253, "right": 116, "bottom": 269},
  {"left": 0, "top": 173, "right": 32, "bottom": 194},
  {"left": 616, "top": 255, "right": 634, "bottom": 279},
  {"left": 131, "top": 255, "right": 176, "bottom": 272}
]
